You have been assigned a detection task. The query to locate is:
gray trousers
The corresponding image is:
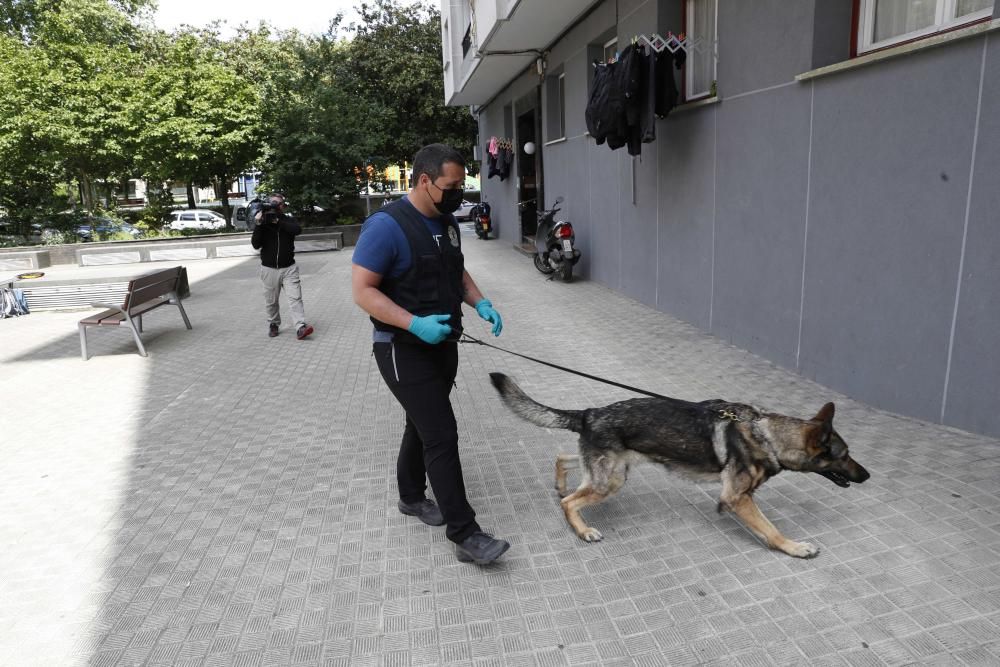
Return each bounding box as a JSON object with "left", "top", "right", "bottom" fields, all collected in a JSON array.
[{"left": 260, "top": 263, "right": 306, "bottom": 329}]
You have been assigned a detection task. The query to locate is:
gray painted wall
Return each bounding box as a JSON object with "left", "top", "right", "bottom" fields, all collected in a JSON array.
[{"left": 475, "top": 0, "right": 1000, "bottom": 437}]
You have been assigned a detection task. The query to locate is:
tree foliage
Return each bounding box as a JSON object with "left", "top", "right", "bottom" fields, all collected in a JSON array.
[
  {"left": 135, "top": 27, "right": 262, "bottom": 219},
  {"left": 0, "top": 0, "right": 477, "bottom": 231},
  {"left": 0, "top": 0, "right": 146, "bottom": 219},
  {"left": 348, "top": 0, "right": 477, "bottom": 171},
  {"left": 255, "top": 27, "right": 391, "bottom": 211}
]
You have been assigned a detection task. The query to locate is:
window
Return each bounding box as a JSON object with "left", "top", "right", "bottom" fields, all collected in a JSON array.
[
  {"left": 557, "top": 74, "right": 566, "bottom": 139},
  {"left": 858, "top": 0, "right": 994, "bottom": 53},
  {"left": 462, "top": 22, "right": 472, "bottom": 57},
  {"left": 685, "top": 0, "right": 718, "bottom": 100},
  {"left": 442, "top": 17, "right": 450, "bottom": 70},
  {"left": 603, "top": 38, "right": 618, "bottom": 63},
  {"left": 546, "top": 73, "right": 566, "bottom": 141}
]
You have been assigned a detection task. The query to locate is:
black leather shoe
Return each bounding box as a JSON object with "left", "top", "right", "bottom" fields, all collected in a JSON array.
[
  {"left": 455, "top": 532, "right": 510, "bottom": 564},
  {"left": 397, "top": 499, "right": 444, "bottom": 526},
  {"left": 268, "top": 323, "right": 279, "bottom": 337}
]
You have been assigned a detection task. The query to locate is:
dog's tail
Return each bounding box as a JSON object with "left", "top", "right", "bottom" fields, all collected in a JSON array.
[{"left": 489, "top": 372, "right": 584, "bottom": 432}]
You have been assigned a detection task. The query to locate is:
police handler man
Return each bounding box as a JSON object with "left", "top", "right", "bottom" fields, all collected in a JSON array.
[{"left": 351, "top": 143, "right": 508, "bottom": 565}]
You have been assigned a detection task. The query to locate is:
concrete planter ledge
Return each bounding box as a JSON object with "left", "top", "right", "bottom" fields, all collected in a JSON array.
[
  {"left": 74, "top": 232, "right": 342, "bottom": 267},
  {"left": 0, "top": 249, "right": 51, "bottom": 271}
]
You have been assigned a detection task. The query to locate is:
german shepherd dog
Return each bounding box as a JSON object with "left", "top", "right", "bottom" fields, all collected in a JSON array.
[{"left": 488, "top": 373, "right": 870, "bottom": 558}]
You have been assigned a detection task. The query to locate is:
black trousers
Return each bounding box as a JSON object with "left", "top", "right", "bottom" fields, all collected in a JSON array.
[{"left": 374, "top": 340, "right": 480, "bottom": 543}]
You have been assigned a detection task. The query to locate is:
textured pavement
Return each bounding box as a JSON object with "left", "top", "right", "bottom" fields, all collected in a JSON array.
[{"left": 1, "top": 234, "right": 999, "bottom": 666}]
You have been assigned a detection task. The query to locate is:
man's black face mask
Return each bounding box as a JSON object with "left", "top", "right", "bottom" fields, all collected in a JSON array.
[{"left": 429, "top": 182, "right": 464, "bottom": 215}]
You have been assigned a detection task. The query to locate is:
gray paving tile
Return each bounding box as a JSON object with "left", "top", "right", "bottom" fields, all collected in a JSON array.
[{"left": 1, "top": 245, "right": 999, "bottom": 665}]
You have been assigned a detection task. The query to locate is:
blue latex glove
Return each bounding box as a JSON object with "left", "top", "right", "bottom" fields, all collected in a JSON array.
[
  {"left": 474, "top": 299, "right": 503, "bottom": 336},
  {"left": 408, "top": 313, "right": 452, "bottom": 344}
]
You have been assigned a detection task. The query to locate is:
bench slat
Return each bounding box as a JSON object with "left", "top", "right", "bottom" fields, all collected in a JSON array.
[
  {"left": 79, "top": 309, "right": 125, "bottom": 326},
  {"left": 130, "top": 297, "right": 170, "bottom": 316},
  {"left": 124, "top": 267, "right": 182, "bottom": 311}
]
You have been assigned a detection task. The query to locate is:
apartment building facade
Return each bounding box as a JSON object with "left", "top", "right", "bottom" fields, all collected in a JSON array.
[{"left": 441, "top": 0, "right": 1000, "bottom": 437}]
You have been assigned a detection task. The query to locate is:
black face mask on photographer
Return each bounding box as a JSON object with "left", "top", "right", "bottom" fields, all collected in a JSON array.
[{"left": 427, "top": 181, "right": 465, "bottom": 216}]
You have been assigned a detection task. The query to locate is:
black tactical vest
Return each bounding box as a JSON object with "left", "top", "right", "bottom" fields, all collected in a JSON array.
[{"left": 372, "top": 199, "right": 465, "bottom": 344}]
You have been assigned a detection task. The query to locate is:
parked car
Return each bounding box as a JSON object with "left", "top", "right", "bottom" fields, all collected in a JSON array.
[
  {"left": 168, "top": 209, "right": 227, "bottom": 231},
  {"left": 76, "top": 218, "right": 142, "bottom": 241},
  {"left": 454, "top": 200, "right": 477, "bottom": 222}
]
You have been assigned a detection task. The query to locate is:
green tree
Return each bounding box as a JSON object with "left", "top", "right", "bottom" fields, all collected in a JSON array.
[
  {"left": 135, "top": 27, "right": 263, "bottom": 224},
  {"left": 0, "top": 0, "right": 146, "bottom": 217},
  {"left": 0, "top": 35, "right": 63, "bottom": 225},
  {"left": 254, "top": 26, "right": 390, "bottom": 213},
  {"left": 347, "top": 0, "right": 477, "bottom": 170}
]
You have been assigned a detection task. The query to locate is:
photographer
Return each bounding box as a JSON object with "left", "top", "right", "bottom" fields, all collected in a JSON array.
[{"left": 250, "top": 193, "right": 314, "bottom": 339}]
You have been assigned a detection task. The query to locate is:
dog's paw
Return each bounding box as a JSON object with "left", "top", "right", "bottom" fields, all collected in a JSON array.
[
  {"left": 578, "top": 527, "right": 603, "bottom": 542},
  {"left": 785, "top": 541, "right": 819, "bottom": 558},
  {"left": 555, "top": 485, "right": 568, "bottom": 498}
]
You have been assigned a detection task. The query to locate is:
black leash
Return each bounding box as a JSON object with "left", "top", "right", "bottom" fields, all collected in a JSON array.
[{"left": 458, "top": 332, "right": 669, "bottom": 399}]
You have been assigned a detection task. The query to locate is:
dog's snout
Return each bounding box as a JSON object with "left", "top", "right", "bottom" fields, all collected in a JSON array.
[{"left": 850, "top": 460, "right": 870, "bottom": 483}]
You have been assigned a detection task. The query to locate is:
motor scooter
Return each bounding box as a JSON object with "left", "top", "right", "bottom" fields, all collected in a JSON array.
[
  {"left": 529, "top": 196, "right": 580, "bottom": 282},
  {"left": 471, "top": 201, "right": 492, "bottom": 240}
]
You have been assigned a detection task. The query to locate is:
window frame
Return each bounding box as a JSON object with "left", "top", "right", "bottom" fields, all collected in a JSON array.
[
  {"left": 855, "top": 0, "right": 994, "bottom": 54},
  {"left": 545, "top": 71, "right": 567, "bottom": 143},
  {"left": 684, "top": 0, "right": 719, "bottom": 102},
  {"left": 602, "top": 38, "right": 618, "bottom": 64},
  {"left": 556, "top": 73, "right": 566, "bottom": 140}
]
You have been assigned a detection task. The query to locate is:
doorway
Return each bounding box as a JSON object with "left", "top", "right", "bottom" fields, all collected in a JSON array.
[{"left": 516, "top": 108, "right": 538, "bottom": 245}]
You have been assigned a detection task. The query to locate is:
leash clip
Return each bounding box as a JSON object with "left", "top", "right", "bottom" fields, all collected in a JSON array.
[{"left": 719, "top": 408, "right": 755, "bottom": 423}]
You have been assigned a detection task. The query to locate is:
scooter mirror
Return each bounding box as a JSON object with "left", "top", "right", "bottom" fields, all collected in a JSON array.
[{"left": 553, "top": 196, "right": 564, "bottom": 206}]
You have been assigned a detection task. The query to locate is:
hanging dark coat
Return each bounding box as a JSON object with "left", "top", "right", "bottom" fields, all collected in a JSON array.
[
  {"left": 487, "top": 145, "right": 500, "bottom": 179},
  {"left": 585, "top": 61, "right": 619, "bottom": 146},
  {"left": 654, "top": 48, "right": 687, "bottom": 118}
]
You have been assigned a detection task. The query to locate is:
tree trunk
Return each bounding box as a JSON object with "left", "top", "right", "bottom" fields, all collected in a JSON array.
[
  {"left": 78, "top": 172, "right": 95, "bottom": 213},
  {"left": 218, "top": 174, "right": 232, "bottom": 228},
  {"left": 186, "top": 182, "right": 196, "bottom": 208}
]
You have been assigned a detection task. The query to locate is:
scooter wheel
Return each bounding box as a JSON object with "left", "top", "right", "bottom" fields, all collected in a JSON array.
[
  {"left": 534, "top": 253, "right": 555, "bottom": 274},
  {"left": 560, "top": 262, "right": 573, "bottom": 282}
]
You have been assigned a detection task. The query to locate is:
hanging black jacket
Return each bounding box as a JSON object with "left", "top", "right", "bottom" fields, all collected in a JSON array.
[
  {"left": 654, "top": 48, "right": 686, "bottom": 118},
  {"left": 586, "top": 44, "right": 643, "bottom": 152},
  {"left": 496, "top": 146, "right": 511, "bottom": 181},
  {"left": 586, "top": 61, "right": 622, "bottom": 147},
  {"left": 630, "top": 46, "right": 688, "bottom": 155}
]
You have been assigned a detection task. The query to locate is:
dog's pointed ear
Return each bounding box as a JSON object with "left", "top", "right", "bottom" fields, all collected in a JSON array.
[{"left": 813, "top": 402, "right": 835, "bottom": 423}]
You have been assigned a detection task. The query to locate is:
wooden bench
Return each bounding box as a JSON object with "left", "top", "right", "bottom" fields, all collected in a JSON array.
[{"left": 78, "top": 266, "right": 192, "bottom": 360}]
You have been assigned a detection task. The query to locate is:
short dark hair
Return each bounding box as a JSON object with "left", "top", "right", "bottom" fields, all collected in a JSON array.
[{"left": 412, "top": 143, "right": 465, "bottom": 184}]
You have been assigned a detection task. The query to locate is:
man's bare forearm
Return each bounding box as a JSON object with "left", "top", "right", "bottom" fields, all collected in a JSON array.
[
  {"left": 354, "top": 285, "right": 414, "bottom": 330},
  {"left": 462, "top": 270, "right": 486, "bottom": 307}
]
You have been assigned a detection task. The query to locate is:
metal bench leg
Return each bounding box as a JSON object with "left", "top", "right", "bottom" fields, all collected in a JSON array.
[
  {"left": 136, "top": 313, "right": 143, "bottom": 333},
  {"left": 122, "top": 313, "right": 148, "bottom": 357},
  {"left": 79, "top": 323, "right": 89, "bottom": 361},
  {"left": 170, "top": 292, "right": 193, "bottom": 329}
]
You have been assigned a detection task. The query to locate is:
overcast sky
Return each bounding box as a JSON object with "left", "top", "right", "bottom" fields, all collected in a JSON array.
[{"left": 152, "top": 0, "right": 368, "bottom": 37}]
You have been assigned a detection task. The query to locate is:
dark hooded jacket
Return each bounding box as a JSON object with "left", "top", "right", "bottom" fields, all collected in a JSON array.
[{"left": 251, "top": 215, "right": 301, "bottom": 268}]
